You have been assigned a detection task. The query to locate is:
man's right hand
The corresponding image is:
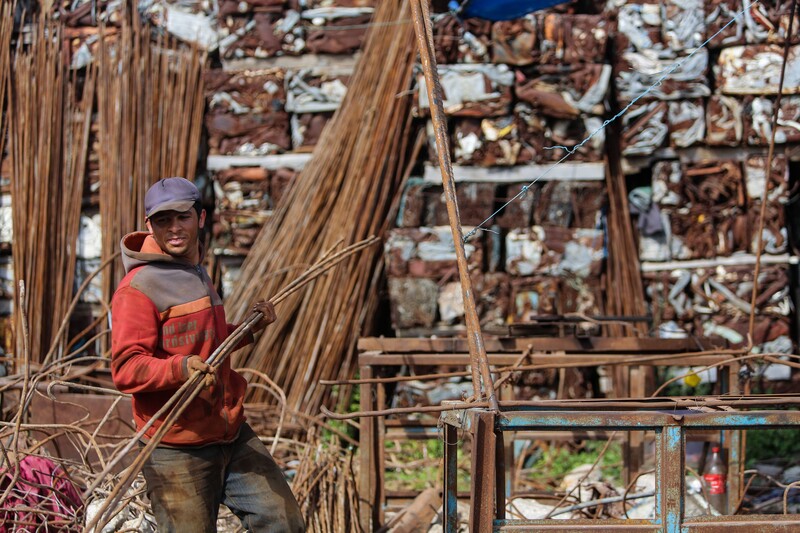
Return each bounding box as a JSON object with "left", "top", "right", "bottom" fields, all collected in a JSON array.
[{"left": 186, "top": 355, "right": 216, "bottom": 389}]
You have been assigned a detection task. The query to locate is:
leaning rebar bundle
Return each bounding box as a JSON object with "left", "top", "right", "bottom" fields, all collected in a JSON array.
[
  {"left": 225, "top": 0, "right": 417, "bottom": 416},
  {"left": 8, "top": 13, "right": 95, "bottom": 365},
  {"left": 96, "top": 12, "right": 206, "bottom": 307}
]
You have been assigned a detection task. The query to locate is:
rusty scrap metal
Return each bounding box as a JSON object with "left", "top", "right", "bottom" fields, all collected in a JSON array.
[
  {"left": 717, "top": 44, "right": 800, "bottom": 95},
  {"left": 221, "top": 0, "right": 417, "bottom": 420}
]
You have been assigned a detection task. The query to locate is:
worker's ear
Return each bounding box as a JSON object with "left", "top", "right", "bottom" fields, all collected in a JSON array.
[
  {"left": 146, "top": 219, "right": 153, "bottom": 233},
  {"left": 198, "top": 209, "right": 206, "bottom": 230}
]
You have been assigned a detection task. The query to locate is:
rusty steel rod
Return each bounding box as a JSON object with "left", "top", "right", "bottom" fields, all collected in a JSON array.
[
  {"left": 748, "top": 0, "right": 797, "bottom": 344},
  {"left": 322, "top": 394, "right": 800, "bottom": 420},
  {"left": 409, "top": 0, "right": 498, "bottom": 411}
]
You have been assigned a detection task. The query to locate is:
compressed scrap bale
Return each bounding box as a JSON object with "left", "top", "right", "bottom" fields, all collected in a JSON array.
[
  {"left": 652, "top": 160, "right": 683, "bottom": 208},
  {"left": 219, "top": 11, "right": 305, "bottom": 59},
  {"left": 744, "top": 153, "right": 789, "bottom": 204},
  {"left": 285, "top": 69, "right": 350, "bottom": 113},
  {"left": 515, "top": 64, "right": 611, "bottom": 119},
  {"left": 505, "top": 226, "right": 604, "bottom": 278},
  {"left": 748, "top": 200, "right": 787, "bottom": 254},
  {"left": 424, "top": 182, "right": 496, "bottom": 227},
  {"left": 432, "top": 14, "right": 492, "bottom": 64},
  {"left": 700, "top": 315, "right": 791, "bottom": 349},
  {"left": 663, "top": 207, "right": 720, "bottom": 260},
  {"left": 385, "top": 227, "right": 487, "bottom": 329},
  {"left": 396, "top": 178, "right": 433, "bottom": 228},
  {"left": 705, "top": 95, "right": 744, "bottom": 146},
  {"left": 541, "top": 116, "right": 606, "bottom": 163},
  {"left": 384, "top": 227, "right": 483, "bottom": 280},
  {"left": 491, "top": 15, "right": 538, "bottom": 66},
  {"left": 703, "top": 0, "right": 799, "bottom": 48},
  {"left": 682, "top": 161, "right": 745, "bottom": 211},
  {"left": 495, "top": 183, "right": 537, "bottom": 229},
  {"left": 510, "top": 275, "right": 602, "bottom": 321},
  {"left": 668, "top": 99, "right": 705, "bottom": 148},
  {"left": 645, "top": 266, "right": 792, "bottom": 346},
  {"left": 291, "top": 112, "right": 333, "bottom": 149},
  {"left": 515, "top": 103, "right": 547, "bottom": 163},
  {"left": 621, "top": 101, "right": 668, "bottom": 156},
  {"left": 515, "top": 103, "right": 605, "bottom": 164},
  {"left": 451, "top": 117, "right": 521, "bottom": 166},
  {"left": 205, "top": 109, "right": 290, "bottom": 156},
  {"left": 716, "top": 45, "right": 800, "bottom": 95},
  {"left": 304, "top": 0, "right": 376, "bottom": 6},
  {"left": 270, "top": 167, "right": 297, "bottom": 205},
  {"left": 205, "top": 68, "right": 287, "bottom": 112},
  {"left": 211, "top": 166, "right": 299, "bottom": 254},
  {"left": 212, "top": 167, "right": 272, "bottom": 254},
  {"left": 536, "top": 181, "right": 575, "bottom": 227},
  {"left": 219, "top": 0, "right": 285, "bottom": 17},
  {"left": 704, "top": 0, "right": 745, "bottom": 48},
  {"left": 475, "top": 271, "right": 511, "bottom": 327},
  {"left": 744, "top": 96, "right": 800, "bottom": 145},
  {"left": 614, "top": 1, "right": 666, "bottom": 55},
  {"left": 539, "top": 13, "right": 609, "bottom": 65},
  {"left": 511, "top": 276, "right": 560, "bottom": 319},
  {"left": 215, "top": 167, "right": 273, "bottom": 212},
  {"left": 662, "top": 0, "right": 705, "bottom": 52},
  {"left": 205, "top": 69, "right": 291, "bottom": 155},
  {"left": 616, "top": 49, "right": 710, "bottom": 102},
  {"left": 749, "top": 0, "right": 800, "bottom": 44},
  {"left": 534, "top": 181, "right": 606, "bottom": 229},
  {"left": 388, "top": 277, "right": 439, "bottom": 328},
  {"left": 303, "top": 7, "right": 372, "bottom": 54},
  {"left": 415, "top": 64, "right": 514, "bottom": 117}
]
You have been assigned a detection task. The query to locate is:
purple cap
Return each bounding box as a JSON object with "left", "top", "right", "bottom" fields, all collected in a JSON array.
[{"left": 145, "top": 177, "right": 201, "bottom": 218}]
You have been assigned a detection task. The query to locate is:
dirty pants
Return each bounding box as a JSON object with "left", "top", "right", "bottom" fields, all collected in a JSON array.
[{"left": 142, "top": 423, "right": 304, "bottom": 533}]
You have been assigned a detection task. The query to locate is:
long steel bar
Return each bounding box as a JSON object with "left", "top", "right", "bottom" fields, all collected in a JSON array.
[
  {"left": 409, "top": 0, "right": 498, "bottom": 410},
  {"left": 324, "top": 395, "right": 800, "bottom": 420}
]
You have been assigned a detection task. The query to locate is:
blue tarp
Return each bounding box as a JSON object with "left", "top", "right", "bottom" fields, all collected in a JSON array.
[{"left": 456, "top": 0, "right": 570, "bottom": 21}]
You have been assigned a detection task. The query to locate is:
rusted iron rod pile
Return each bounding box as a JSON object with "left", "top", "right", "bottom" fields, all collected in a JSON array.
[
  {"left": 8, "top": 14, "right": 94, "bottom": 365},
  {"left": 224, "top": 0, "right": 418, "bottom": 416},
  {"left": 97, "top": 13, "right": 206, "bottom": 305}
]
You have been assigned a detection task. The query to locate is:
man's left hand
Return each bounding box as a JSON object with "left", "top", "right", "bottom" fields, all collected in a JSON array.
[{"left": 252, "top": 300, "right": 276, "bottom": 332}]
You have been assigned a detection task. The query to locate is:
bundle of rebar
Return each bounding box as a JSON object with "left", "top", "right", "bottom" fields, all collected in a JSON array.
[
  {"left": 8, "top": 13, "right": 95, "bottom": 365},
  {"left": 225, "top": 0, "right": 417, "bottom": 415},
  {"left": 293, "top": 430, "right": 362, "bottom": 533},
  {"left": 603, "top": 130, "right": 648, "bottom": 337},
  {"left": 97, "top": 13, "right": 206, "bottom": 305}
]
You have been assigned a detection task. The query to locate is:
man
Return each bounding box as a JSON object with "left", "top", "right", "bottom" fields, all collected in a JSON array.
[{"left": 111, "top": 177, "right": 304, "bottom": 533}]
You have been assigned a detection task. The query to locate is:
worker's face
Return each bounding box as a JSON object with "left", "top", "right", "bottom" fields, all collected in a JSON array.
[{"left": 146, "top": 208, "right": 206, "bottom": 263}]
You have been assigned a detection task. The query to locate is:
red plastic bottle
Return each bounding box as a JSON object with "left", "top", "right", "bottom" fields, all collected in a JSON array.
[{"left": 703, "top": 446, "right": 728, "bottom": 514}]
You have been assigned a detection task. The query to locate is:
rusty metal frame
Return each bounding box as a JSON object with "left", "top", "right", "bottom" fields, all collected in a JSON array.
[
  {"left": 356, "top": 340, "right": 743, "bottom": 531},
  {"left": 441, "top": 407, "right": 800, "bottom": 532}
]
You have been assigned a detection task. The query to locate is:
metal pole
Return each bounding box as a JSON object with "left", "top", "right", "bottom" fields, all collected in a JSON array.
[{"left": 409, "top": 0, "right": 498, "bottom": 411}]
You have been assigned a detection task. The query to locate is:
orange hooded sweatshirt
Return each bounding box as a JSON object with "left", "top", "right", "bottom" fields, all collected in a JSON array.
[{"left": 111, "top": 232, "right": 251, "bottom": 446}]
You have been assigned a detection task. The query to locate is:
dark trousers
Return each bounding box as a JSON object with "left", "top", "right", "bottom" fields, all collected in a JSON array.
[{"left": 142, "top": 423, "right": 304, "bottom": 532}]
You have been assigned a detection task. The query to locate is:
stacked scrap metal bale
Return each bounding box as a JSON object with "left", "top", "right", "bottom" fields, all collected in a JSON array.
[
  {"left": 386, "top": 3, "right": 611, "bottom": 334},
  {"left": 205, "top": 2, "right": 360, "bottom": 285},
  {"left": 616, "top": 0, "right": 799, "bottom": 363}
]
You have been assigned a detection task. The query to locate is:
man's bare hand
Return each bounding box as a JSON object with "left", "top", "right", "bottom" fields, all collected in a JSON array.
[
  {"left": 186, "top": 355, "right": 216, "bottom": 389},
  {"left": 252, "top": 300, "right": 276, "bottom": 332}
]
